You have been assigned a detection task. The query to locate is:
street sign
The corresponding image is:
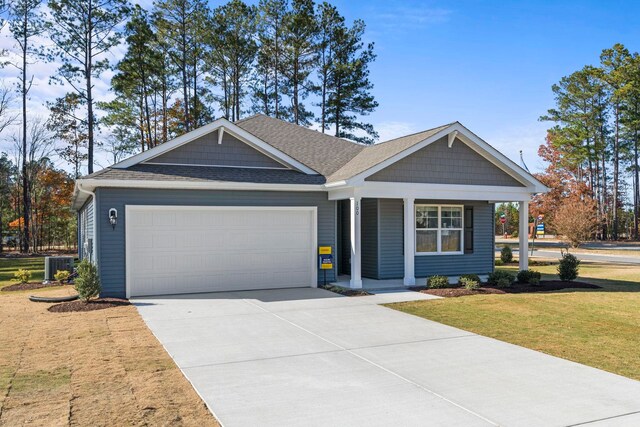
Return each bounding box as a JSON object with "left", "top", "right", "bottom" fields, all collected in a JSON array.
[
  {"left": 537, "top": 214, "right": 544, "bottom": 221},
  {"left": 500, "top": 217, "right": 506, "bottom": 224},
  {"left": 536, "top": 223, "right": 545, "bottom": 235}
]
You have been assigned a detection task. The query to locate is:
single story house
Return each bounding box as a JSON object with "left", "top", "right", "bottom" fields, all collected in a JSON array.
[{"left": 72, "top": 114, "right": 546, "bottom": 298}]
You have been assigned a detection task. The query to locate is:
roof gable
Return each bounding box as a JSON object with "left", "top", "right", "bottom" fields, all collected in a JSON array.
[
  {"left": 112, "top": 118, "right": 317, "bottom": 174},
  {"left": 366, "top": 136, "right": 525, "bottom": 187},
  {"left": 145, "top": 129, "right": 287, "bottom": 169}
]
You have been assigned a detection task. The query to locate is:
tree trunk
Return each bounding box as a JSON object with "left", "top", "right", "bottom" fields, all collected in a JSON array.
[
  {"left": 612, "top": 105, "right": 619, "bottom": 240},
  {"left": 21, "top": 14, "right": 29, "bottom": 253}
]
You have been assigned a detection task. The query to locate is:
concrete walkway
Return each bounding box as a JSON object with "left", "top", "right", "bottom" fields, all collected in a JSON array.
[{"left": 133, "top": 288, "right": 640, "bottom": 427}]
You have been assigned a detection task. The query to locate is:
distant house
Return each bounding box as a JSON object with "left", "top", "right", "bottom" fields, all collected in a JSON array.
[{"left": 71, "top": 114, "right": 546, "bottom": 298}]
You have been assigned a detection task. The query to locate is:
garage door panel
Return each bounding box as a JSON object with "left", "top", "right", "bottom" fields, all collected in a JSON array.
[{"left": 127, "top": 207, "right": 316, "bottom": 296}]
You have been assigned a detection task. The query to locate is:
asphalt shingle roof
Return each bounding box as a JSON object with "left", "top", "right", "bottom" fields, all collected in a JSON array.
[
  {"left": 84, "top": 164, "right": 327, "bottom": 185},
  {"left": 82, "top": 114, "right": 455, "bottom": 185}
]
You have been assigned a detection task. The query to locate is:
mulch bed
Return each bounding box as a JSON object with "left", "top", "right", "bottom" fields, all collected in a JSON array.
[
  {"left": 416, "top": 280, "right": 601, "bottom": 298},
  {"left": 48, "top": 298, "right": 131, "bottom": 313},
  {"left": 2, "top": 282, "right": 63, "bottom": 292},
  {"left": 320, "top": 284, "right": 371, "bottom": 297}
]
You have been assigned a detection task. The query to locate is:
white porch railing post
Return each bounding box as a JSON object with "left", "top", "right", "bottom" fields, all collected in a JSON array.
[
  {"left": 403, "top": 198, "right": 416, "bottom": 286},
  {"left": 350, "top": 196, "right": 362, "bottom": 289},
  {"left": 519, "top": 200, "right": 529, "bottom": 271}
]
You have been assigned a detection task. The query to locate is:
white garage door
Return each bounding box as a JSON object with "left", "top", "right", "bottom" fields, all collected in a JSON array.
[{"left": 126, "top": 206, "right": 317, "bottom": 297}]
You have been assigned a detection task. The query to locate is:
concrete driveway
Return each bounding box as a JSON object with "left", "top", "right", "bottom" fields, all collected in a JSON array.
[{"left": 133, "top": 288, "right": 640, "bottom": 427}]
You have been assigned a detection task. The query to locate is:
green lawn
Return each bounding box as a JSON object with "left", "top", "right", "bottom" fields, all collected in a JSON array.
[
  {"left": 0, "top": 256, "right": 77, "bottom": 292},
  {"left": 390, "top": 261, "right": 640, "bottom": 381}
]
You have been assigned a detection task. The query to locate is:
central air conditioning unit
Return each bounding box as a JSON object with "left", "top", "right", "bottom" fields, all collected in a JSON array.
[{"left": 44, "top": 256, "right": 75, "bottom": 282}]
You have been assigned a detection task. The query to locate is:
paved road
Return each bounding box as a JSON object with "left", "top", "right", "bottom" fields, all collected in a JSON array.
[
  {"left": 502, "top": 249, "right": 640, "bottom": 265},
  {"left": 134, "top": 288, "right": 640, "bottom": 427}
]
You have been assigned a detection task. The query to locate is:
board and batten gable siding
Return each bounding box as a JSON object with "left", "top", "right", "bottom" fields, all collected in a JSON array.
[
  {"left": 366, "top": 136, "right": 525, "bottom": 187},
  {"left": 374, "top": 199, "right": 494, "bottom": 279},
  {"left": 147, "top": 129, "right": 286, "bottom": 169},
  {"left": 361, "top": 198, "right": 378, "bottom": 279},
  {"left": 78, "top": 197, "right": 94, "bottom": 261},
  {"left": 94, "top": 188, "right": 336, "bottom": 298}
]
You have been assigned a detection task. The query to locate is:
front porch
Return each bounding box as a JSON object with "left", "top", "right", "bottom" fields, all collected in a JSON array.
[{"left": 333, "top": 196, "right": 531, "bottom": 289}]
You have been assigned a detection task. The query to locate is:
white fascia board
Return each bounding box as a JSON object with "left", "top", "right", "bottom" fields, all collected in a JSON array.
[
  {"left": 343, "top": 122, "right": 548, "bottom": 193},
  {"left": 328, "top": 181, "right": 534, "bottom": 202},
  {"left": 111, "top": 118, "right": 318, "bottom": 175},
  {"left": 76, "top": 178, "right": 325, "bottom": 193}
]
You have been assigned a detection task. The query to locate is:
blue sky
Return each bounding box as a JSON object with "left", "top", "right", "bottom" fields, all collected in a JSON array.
[
  {"left": 1, "top": 0, "right": 639, "bottom": 172},
  {"left": 327, "top": 0, "right": 640, "bottom": 172}
]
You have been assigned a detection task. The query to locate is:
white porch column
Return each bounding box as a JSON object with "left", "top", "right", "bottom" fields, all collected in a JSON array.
[
  {"left": 349, "top": 196, "right": 362, "bottom": 288},
  {"left": 519, "top": 200, "right": 529, "bottom": 271},
  {"left": 403, "top": 198, "right": 415, "bottom": 286}
]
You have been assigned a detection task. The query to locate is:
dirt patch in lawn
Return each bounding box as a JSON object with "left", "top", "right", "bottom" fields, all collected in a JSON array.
[
  {"left": 2, "top": 282, "right": 63, "bottom": 292},
  {"left": 320, "top": 284, "right": 371, "bottom": 296},
  {"left": 48, "top": 298, "right": 130, "bottom": 313},
  {"left": 418, "top": 280, "right": 601, "bottom": 298},
  {"left": 0, "top": 286, "right": 219, "bottom": 426}
]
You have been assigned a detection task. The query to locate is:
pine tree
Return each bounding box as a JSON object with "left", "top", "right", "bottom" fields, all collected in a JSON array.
[
  {"left": 281, "top": 0, "right": 318, "bottom": 125},
  {"left": 601, "top": 44, "right": 631, "bottom": 240},
  {"left": 47, "top": 93, "right": 88, "bottom": 178},
  {"left": 253, "top": 0, "right": 288, "bottom": 118},
  {"left": 46, "top": 0, "right": 130, "bottom": 175},
  {"left": 326, "top": 18, "right": 378, "bottom": 144},
  {"left": 8, "top": 0, "right": 44, "bottom": 252},
  {"left": 209, "top": 0, "right": 258, "bottom": 121},
  {"left": 316, "top": 2, "right": 342, "bottom": 133},
  {"left": 153, "top": 0, "right": 208, "bottom": 132}
]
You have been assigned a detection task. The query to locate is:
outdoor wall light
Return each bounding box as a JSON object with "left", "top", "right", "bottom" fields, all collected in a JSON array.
[{"left": 109, "top": 208, "right": 118, "bottom": 230}]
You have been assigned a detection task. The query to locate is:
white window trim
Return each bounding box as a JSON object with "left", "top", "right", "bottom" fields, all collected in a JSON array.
[{"left": 415, "top": 204, "right": 464, "bottom": 256}]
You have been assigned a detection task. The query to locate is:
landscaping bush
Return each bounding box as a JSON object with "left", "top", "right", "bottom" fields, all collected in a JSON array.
[
  {"left": 75, "top": 260, "right": 101, "bottom": 302},
  {"left": 13, "top": 269, "right": 32, "bottom": 284},
  {"left": 427, "top": 275, "right": 449, "bottom": 289},
  {"left": 460, "top": 277, "right": 480, "bottom": 290},
  {"left": 500, "top": 246, "right": 513, "bottom": 263},
  {"left": 487, "top": 270, "right": 515, "bottom": 288},
  {"left": 517, "top": 269, "right": 542, "bottom": 285},
  {"left": 558, "top": 253, "right": 580, "bottom": 282},
  {"left": 460, "top": 273, "right": 482, "bottom": 283},
  {"left": 54, "top": 270, "right": 71, "bottom": 283},
  {"left": 494, "top": 259, "right": 504, "bottom": 266}
]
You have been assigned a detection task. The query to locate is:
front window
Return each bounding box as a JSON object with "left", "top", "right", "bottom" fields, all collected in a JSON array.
[{"left": 415, "top": 205, "right": 463, "bottom": 254}]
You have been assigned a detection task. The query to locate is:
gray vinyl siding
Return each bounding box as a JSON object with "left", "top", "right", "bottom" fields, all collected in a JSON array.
[
  {"left": 378, "top": 198, "right": 404, "bottom": 279},
  {"left": 94, "top": 188, "right": 336, "bottom": 298},
  {"left": 366, "top": 136, "right": 524, "bottom": 187},
  {"left": 78, "top": 197, "right": 94, "bottom": 261},
  {"left": 361, "top": 198, "right": 378, "bottom": 279},
  {"left": 375, "top": 199, "right": 494, "bottom": 280},
  {"left": 148, "top": 130, "right": 286, "bottom": 169}
]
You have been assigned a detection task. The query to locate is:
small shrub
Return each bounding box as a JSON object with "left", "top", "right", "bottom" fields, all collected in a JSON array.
[
  {"left": 460, "top": 273, "right": 481, "bottom": 283},
  {"left": 75, "top": 259, "right": 101, "bottom": 302},
  {"left": 500, "top": 246, "right": 513, "bottom": 263},
  {"left": 13, "top": 269, "right": 32, "bottom": 284},
  {"left": 494, "top": 259, "right": 504, "bottom": 266},
  {"left": 497, "top": 277, "right": 512, "bottom": 288},
  {"left": 460, "top": 277, "right": 480, "bottom": 290},
  {"left": 487, "top": 270, "right": 515, "bottom": 287},
  {"left": 54, "top": 270, "right": 71, "bottom": 283},
  {"left": 427, "top": 275, "right": 449, "bottom": 289},
  {"left": 517, "top": 269, "right": 542, "bottom": 284},
  {"left": 558, "top": 253, "right": 580, "bottom": 282}
]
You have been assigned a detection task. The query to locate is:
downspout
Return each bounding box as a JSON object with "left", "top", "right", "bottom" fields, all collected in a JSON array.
[{"left": 76, "top": 183, "right": 97, "bottom": 265}]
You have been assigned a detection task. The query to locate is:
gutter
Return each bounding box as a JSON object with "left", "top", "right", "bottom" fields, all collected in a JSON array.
[{"left": 76, "top": 182, "right": 97, "bottom": 265}]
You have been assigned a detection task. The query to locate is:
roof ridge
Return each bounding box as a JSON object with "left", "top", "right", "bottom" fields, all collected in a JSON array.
[{"left": 375, "top": 122, "right": 456, "bottom": 145}]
